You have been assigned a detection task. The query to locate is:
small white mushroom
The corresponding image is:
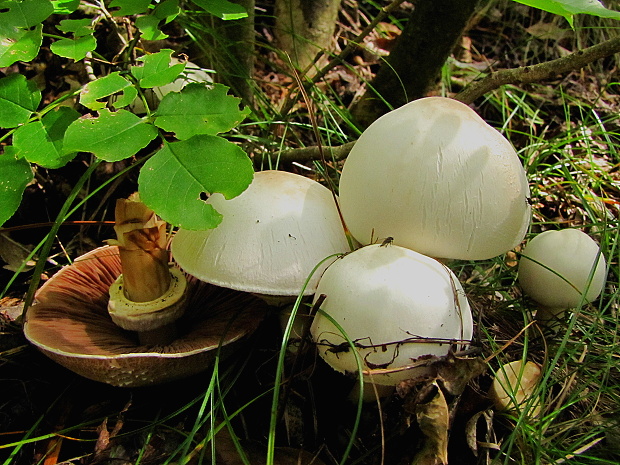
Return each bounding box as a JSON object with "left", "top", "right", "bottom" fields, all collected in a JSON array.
[
  {"left": 171, "top": 170, "right": 351, "bottom": 304},
  {"left": 518, "top": 229, "right": 607, "bottom": 319},
  {"left": 310, "top": 244, "right": 473, "bottom": 386},
  {"left": 489, "top": 360, "right": 542, "bottom": 416},
  {"left": 338, "top": 96, "right": 531, "bottom": 260}
]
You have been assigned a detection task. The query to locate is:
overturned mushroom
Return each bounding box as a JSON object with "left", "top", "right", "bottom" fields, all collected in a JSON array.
[
  {"left": 106, "top": 193, "right": 186, "bottom": 345},
  {"left": 23, "top": 246, "right": 268, "bottom": 387}
]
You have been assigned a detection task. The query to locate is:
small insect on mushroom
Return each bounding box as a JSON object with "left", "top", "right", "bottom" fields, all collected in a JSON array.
[{"left": 380, "top": 236, "right": 394, "bottom": 247}]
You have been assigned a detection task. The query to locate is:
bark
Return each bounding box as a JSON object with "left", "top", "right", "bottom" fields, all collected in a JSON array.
[
  {"left": 352, "top": 0, "right": 480, "bottom": 128},
  {"left": 190, "top": 0, "right": 256, "bottom": 105},
  {"left": 275, "top": 0, "right": 343, "bottom": 72}
]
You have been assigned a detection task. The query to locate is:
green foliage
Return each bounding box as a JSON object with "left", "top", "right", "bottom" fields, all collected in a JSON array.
[
  {"left": 154, "top": 83, "right": 251, "bottom": 139},
  {"left": 0, "top": 74, "right": 41, "bottom": 128},
  {"left": 133, "top": 49, "right": 186, "bottom": 88},
  {"left": 190, "top": 0, "right": 248, "bottom": 20},
  {"left": 0, "top": 24, "right": 43, "bottom": 67},
  {"left": 63, "top": 109, "right": 159, "bottom": 161},
  {"left": 139, "top": 135, "right": 254, "bottom": 229},
  {"left": 0, "top": 0, "right": 253, "bottom": 229},
  {"left": 12, "top": 107, "right": 80, "bottom": 168},
  {"left": 512, "top": 0, "right": 620, "bottom": 27},
  {"left": 0, "top": 150, "right": 33, "bottom": 226},
  {"left": 0, "top": 0, "right": 54, "bottom": 27}
]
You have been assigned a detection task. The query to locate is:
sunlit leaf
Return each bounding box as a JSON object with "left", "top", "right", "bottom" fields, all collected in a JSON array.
[
  {"left": 50, "top": 34, "right": 97, "bottom": 61},
  {"left": 0, "top": 73, "right": 41, "bottom": 128},
  {"left": 63, "top": 109, "right": 158, "bottom": 161},
  {"left": 56, "top": 18, "right": 93, "bottom": 37},
  {"left": 0, "top": 0, "right": 54, "bottom": 28},
  {"left": 51, "top": 0, "right": 79, "bottom": 13},
  {"left": 132, "top": 49, "right": 185, "bottom": 88},
  {"left": 79, "top": 72, "right": 132, "bottom": 110},
  {"left": 512, "top": 0, "right": 620, "bottom": 27},
  {"left": 108, "top": 0, "right": 151, "bottom": 16},
  {"left": 0, "top": 23, "right": 43, "bottom": 69},
  {"left": 154, "top": 83, "right": 250, "bottom": 139},
  {"left": 139, "top": 135, "right": 253, "bottom": 229},
  {"left": 0, "top": 149, "right": 33, "bottom": 227},
  {"left": 153, "top": 0, "right": 180, "bottom": 22},
  {"left": 111, "top": 86, "right": 138, "bottom": 109},
  {"left": 191, "top": 0, "right": 248, "bottom": 20},
  {"left": 135, "top": 14, "right": 168, "bottom": 40},
  {"left": 12, "top": 107, "right": 80, "bottom": 168}
]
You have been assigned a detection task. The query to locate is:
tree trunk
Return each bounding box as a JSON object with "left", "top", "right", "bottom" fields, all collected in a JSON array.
[
  {"left": 352, "top": 0, "right": 480, "bottom": 128},
  {"left": 213, "top": 0, "right": 256, "bottom": 104},
  {"left": 275, "top": 0, "right": 343, "bottom": 73}
]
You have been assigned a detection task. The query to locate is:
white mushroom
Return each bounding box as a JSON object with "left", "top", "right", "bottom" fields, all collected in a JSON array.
[
  {"left": 489, "top": 360, "right": 542, "bottom": 416},
  {"left": 338, "top": 96, "right": 531, "bottom": 260},
  {"left": 171, "top": 170, "right": 351, "bottom": 303},
  {"left": 518, "top": 228, "right": 607, "bottom": 319},
  {"left": 310, "top": 244, "right": 473, "bottom": 386}
]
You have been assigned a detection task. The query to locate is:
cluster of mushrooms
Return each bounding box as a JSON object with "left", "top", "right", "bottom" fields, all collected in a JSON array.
[{"left": 24, "top": 98, "right": 607, "bottom": 404}]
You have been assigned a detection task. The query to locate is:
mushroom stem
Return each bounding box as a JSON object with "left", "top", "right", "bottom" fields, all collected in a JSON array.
[{"left": 107, "top": 193, "right": 186, "bottom": 345}]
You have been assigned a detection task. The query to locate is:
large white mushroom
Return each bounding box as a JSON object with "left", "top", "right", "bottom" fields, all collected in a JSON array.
[
  {"left": 171, "top": 170, "right": 351, "bottom": 304},
  {"left": 310, "top": 244, "right": 474, "bottom": 386},
  {"left": 338, "top": 96, "right": 531, "bottom": 260},
  {"left": 518, "top": 228, "right": 607, "bottom": 320}
]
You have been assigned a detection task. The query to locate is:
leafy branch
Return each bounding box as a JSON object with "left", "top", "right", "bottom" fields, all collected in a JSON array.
[{"left": 0, "top": 0, "right": 254, "bottom": 230}]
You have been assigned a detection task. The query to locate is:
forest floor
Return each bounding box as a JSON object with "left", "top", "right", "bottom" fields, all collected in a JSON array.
[{"left": 1, "top": 1, "right": 620, "bottom": 464}]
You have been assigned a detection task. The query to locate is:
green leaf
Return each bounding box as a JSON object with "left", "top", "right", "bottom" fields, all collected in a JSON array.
[
  {"left": 0, "top": 0, "right": 54, "bottom": 28},
  {"left": 191, "top": 0, "right": 248, "bottom": 20},
  {"left": 109, "top": 0, "right": 152, "bottom": 16},
  {"left": 132, "top": 49, "right": 186, "bottom": 88},
  {"left": 112, "top": 86, "right": 138, "bottom": 109},
  {"left": 154, "top": 83, "right": 249, "bottom": 139},
  {"left": 0, "top": 150, "right": 33, "bottom": 227},
  {"left": 0, "top": 23, "right": 43, "bottom": 68},
  {"left": 51, "top": 0, "right": 79, "bottom": 13},
  {"left": 135, "top": 14, "right": 168, "bottom": 40},
  {"left": 0, "top": 74, "right": 41, "bottom": 128},
  {"left": 50, "top": 34, "right": 97, "bottom": 61},
  {"left": 153, "top": 0, "right": 180, "bottom": 22},
  {"left": 139, "top": 135, "right": 253, "bottom": 229},
  {"left": 56, "top": 18, "right": 93, "bottom": 37},
  {"left": 12, "top": 107, "right": 80, "bottom": 168},
  {"left": 79, "top": 72, "right": 132, "bottom": 110},
  {"left": 512, "top": 0, "right": 620, "bottom": 26},
  {"left": 63, "top": 109, "right": 158, "bottom": 161}
]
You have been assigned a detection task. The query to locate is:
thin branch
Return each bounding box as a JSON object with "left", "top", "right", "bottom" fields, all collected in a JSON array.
[
  {"left": 254, "top": 141, "right": 355, "bottom": 166},
  {"left": 455, "top": 36, "right": 620, "bottom": 104},
  {"left": 269, "top": 36, "right": 620, "bottom": 166}
]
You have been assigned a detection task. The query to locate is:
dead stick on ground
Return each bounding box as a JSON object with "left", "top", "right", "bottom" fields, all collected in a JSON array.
[
  {"left": 455, "top": 35, "right": 620, "bottom": 104},
  {"left": 270, "top": 35, "right": 620, "bottom": 166}
]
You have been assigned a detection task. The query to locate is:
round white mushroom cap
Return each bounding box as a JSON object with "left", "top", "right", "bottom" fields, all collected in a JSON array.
[
  {"left": 310, "top": 244, "right": 473, "bottom": 386},
  {"left": 338, "top": 96, "right": 531, "bottom": 260},
  {"left": 171, "top": 170, "right": 351, "bottom": 298},
  {"left": 518, "top": 228, "right": 607, "bottom": 309}
]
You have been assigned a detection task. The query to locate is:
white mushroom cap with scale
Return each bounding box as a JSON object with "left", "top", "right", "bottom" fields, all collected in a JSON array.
[
  {"left": 171, "top": 170, "right": 351, "bottom": 301},
  {"left": 338, "top": 96, "right": 531, "bottom": 260},
  {"left": 310, "top": 243, "right": 474, "bottom": 386}
]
